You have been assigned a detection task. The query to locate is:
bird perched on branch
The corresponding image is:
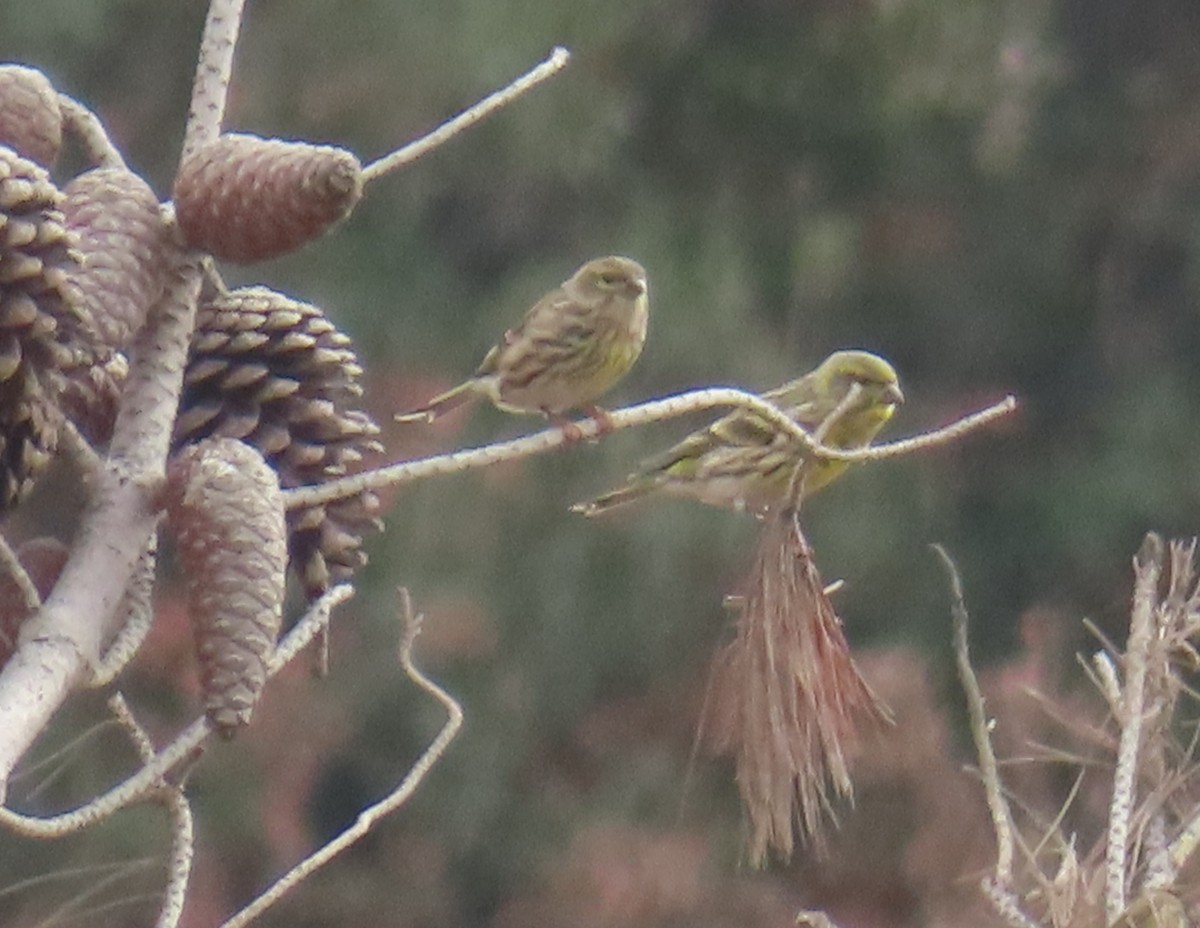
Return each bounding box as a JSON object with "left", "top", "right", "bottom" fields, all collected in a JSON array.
[
  {"left": 396, "top": 256, "right": 649, "bottom": 427},
  {"left": 574, "top": 349, "right": 903, "bottom": 516}
]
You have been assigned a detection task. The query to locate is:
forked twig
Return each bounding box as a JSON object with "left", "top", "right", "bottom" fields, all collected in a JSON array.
[
  {"left": 363, "top": 47, "right": 570, "bottom": 184},
  {"left": 107, "top": 695, "right": 193, "bottom": 928},
  {"left": 220, "top": 589, "right": 462, "bottom": 928}
]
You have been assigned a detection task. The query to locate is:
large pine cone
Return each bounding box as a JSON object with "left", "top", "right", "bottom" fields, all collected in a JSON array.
[
  {"left": 165, "top": 437, "right": 287, "bottom": 737},
  {"left": 63, "top": 167, "right": 170, "bottom": 351},
  {"left": 174, "top": 286, "right": 383, "bottom": 599},
  {"left": 0, "top": 145, "right": 90, "bottom": 509},
  {"left": 173, "top": 133, "right": 362, "bottom": 264}
]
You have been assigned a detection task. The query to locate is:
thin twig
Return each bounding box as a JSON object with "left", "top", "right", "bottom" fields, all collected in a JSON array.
[
  {"left": 291, "top": 390, "right": 1017, "bottom": 511},
  {"left": 181, "top": 0, "right": 246, "bottom": 162},
  {"left": 107, "top": 696, "right": 194, "bottom": 928},
  {"left": 89, "top": 534, "right": 159, "bottom": 687},
  {"left": 980, "top": 878, "right": 1041, "bottom": 928},
  {"left": 220, "top": 589, "right": 462, "bottom": 928},
  {"left": 154, "top": 785, "right": 193, "bottom": 928},
  {"left": 0, "top": 586, "right": 351, "bottom": 838},
  {"left": 1106, "top": 533, "right": 1164, "bottom": 922},
  {"left": 0, "top": 534, "right": 40, "bottom": 615},
  {"left": 58, "top": 94, "right": 127, "bottom": 169},
  {"left": 934, "top": 546, "right": 1019, "bottom": 887},
  {"left": 362, "top": 47, "right": 570, "bottom": 184},
  {"left": 57, "top": 418, "right": 104, "bottom": 481}
]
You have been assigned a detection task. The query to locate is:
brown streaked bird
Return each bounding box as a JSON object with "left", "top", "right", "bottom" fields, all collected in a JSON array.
[
  {"left": 396, "top": 256, "right": 649, "bottom": 426},
  {"left": 574, "top": 350, "right": 903, "bottom": 516}
]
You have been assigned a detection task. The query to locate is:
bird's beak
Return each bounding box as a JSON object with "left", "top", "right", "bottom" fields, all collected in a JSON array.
[
  {"left": 884, "top": 383, "right": 905, "bottom": 406},
  {"left": 630, "top": 278, "right": 647, "bottom": 297}
]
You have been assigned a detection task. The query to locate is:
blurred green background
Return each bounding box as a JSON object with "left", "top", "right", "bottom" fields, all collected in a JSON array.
[{"left": 4, "top": 0, "right": 1200, "bottom": 925}]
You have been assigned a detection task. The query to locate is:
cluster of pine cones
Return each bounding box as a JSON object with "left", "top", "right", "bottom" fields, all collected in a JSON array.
[{"left": 0, "top": 63, "right": 385, "bottom": 733}]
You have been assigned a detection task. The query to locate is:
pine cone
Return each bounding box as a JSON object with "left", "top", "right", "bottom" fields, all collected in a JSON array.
[
  {"left": 164, "top": 437, "right": 287, "bottom": 737},
  {"left": 0, "top": 65, "right": 62, "bottom": 169},
  {"left": 63, "top": 167, "right": 170, "bottom": 350},
  {"left": 173, "top": 133, "right": 362, "bottom": 264},
  {"left": 0, "top": 145, "right": 89, "bottom": 509},
  {"left": 174, "top": 286, "right": 383, "bottom": 600}
]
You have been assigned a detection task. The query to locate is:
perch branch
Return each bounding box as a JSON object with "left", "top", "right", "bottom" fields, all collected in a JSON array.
[
  {"left": 220, "top": 589, "right": 462, "bottom": 928},
  {"left": 362, "top": 46, "right": 570, "bottom": 184},
  {"left": 290, "top": 390, "right": 1017, "bottom": 511}
]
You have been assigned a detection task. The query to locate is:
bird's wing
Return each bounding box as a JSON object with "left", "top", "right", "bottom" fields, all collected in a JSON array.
[
  {"left": 635, "top": 406, "right": 781, "bottom": 479},
  {"left": 475, "top": 290, "right": 593, "bottom": 382}
]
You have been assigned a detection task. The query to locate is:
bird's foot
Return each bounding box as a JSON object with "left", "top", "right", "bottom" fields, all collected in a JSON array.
[
  {"left": 581, "top": 405, "right": 615, "bottom": 437},
  {"left": 547, "top": 412, "right": 586, "bottom": 445}
]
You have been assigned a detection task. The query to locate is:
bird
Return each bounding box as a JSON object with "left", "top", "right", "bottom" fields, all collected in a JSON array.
[
  {"left": 573, "top": 349, "right": 903, "bottom": 516},
  {"left": 396, "top": 256, "right": 649, "bottom": 427}
]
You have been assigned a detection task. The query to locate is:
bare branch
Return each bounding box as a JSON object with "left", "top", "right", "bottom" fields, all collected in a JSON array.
[
  {"left": 934, "top": 546, "right": 1021, "bottom": 889},
  {"left": 107, "top": 695, "right": 194, "bottom": 928},
  {"left": 293, "top": 390, "right": 1017, "bottom": 511},
  {"left": 1106, "top": 532, "right": 1164, "bottom": 922},
  {"left": 182, "top": 0, "right": 246, "bottom": 162},
  {"left": 220, "top": 589, "right": 462, "bottom": 928},
  {"left": 362, "top": 47, "right": 571, "bottom": 184},
  {"left": 980, "top": 878, "right": 1041, "bottom": 928}
]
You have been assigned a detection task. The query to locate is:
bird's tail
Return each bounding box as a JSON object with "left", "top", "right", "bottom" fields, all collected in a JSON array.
[
  {"left": 570, "top": 481, "right": 654, "bottom": 517},
  {"left": 394, "top": 380, "right": 478, "bottom": 424}
]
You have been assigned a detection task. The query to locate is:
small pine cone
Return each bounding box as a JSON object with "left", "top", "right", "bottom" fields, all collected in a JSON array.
[
  {"left": 164, "top": 437, "right": 287, "bottom": 737},
  {"left": 173, "top": 286, "right": 383, "bottom": 600},
  {"left": 0, "top": 65, "right": 62, "bottom": 168},
  {"left": 173, "top": 133, "right": 362, "bottom": 264},
  {"left": 63, "top": 167, "right": 170, "bottom": 350},
  {"left": 0, "top": 145, "right": 90, "bottom": 509}
]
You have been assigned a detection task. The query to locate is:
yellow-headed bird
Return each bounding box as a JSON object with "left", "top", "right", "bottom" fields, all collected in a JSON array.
[{"left": 575, "top": 350, "right": 902, "bottom": 515}]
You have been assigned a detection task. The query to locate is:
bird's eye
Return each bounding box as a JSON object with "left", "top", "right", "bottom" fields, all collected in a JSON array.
[{"left": 598, "top": 273, "right": 619, "bottom": 286}]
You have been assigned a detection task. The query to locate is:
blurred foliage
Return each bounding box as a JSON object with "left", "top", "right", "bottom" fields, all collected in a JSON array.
[{"left": 5, "top": 0, "right": 1200, "bottom": 924}]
